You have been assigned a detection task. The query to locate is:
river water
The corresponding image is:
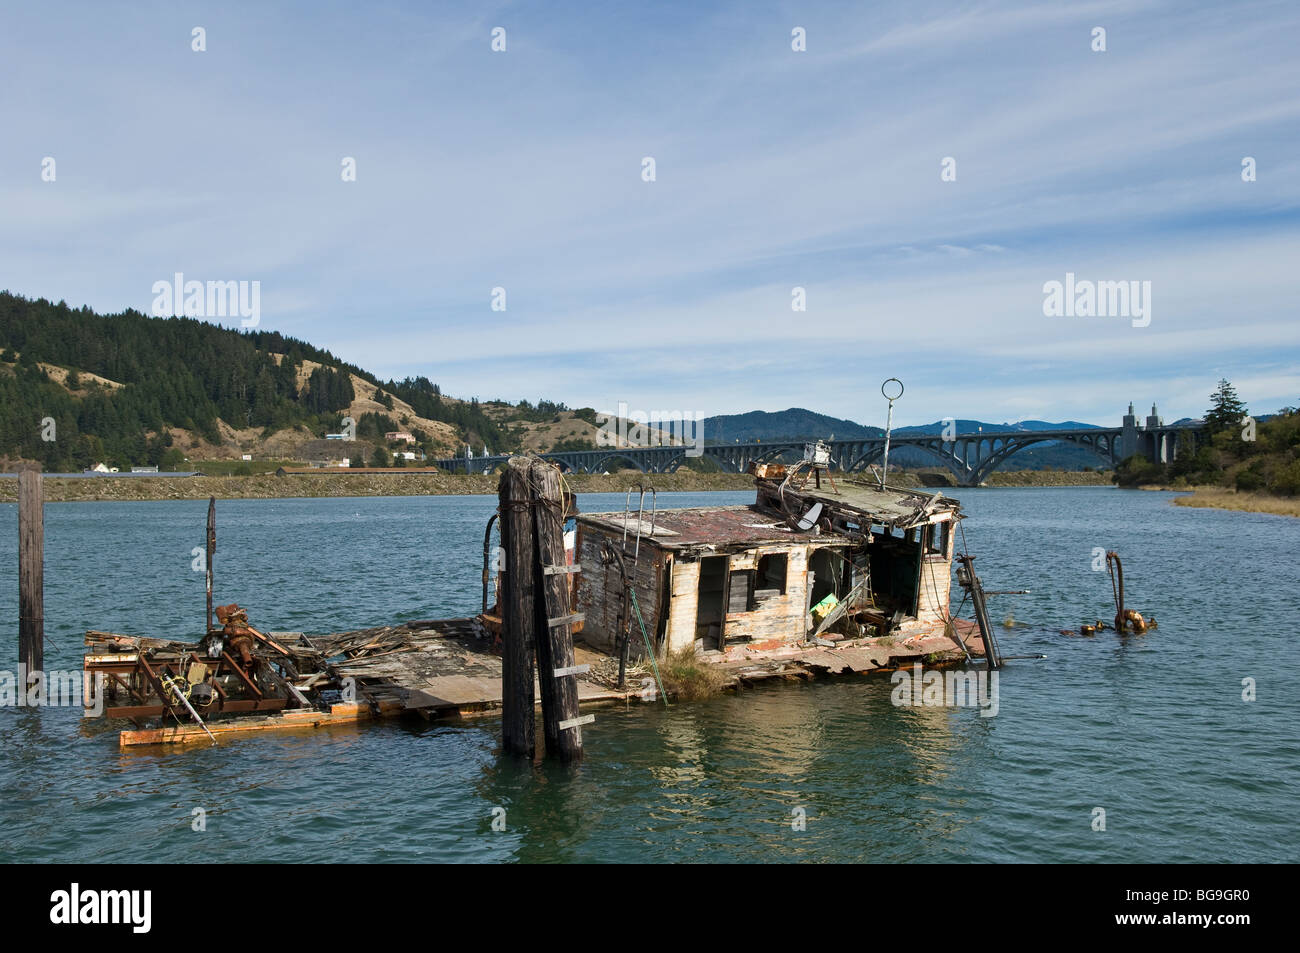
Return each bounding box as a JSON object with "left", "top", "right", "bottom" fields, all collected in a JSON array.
[{"left": 0, "top": 488, "right": 1295, "bottom": 863}]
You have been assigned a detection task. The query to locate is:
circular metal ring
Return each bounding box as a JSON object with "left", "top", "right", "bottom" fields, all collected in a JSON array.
[{"left": 881, "top": 378, "right": 904, "bottom": 401}]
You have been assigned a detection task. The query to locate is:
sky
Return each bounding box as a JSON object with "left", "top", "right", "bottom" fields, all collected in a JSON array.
[{"left": 2, "top": 0, "right": 1298, "bottom": 428}]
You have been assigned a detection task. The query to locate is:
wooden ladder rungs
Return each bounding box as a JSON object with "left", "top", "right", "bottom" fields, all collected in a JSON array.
[{"left": 543, "top": 564, "right": 582, "bottom": 575}]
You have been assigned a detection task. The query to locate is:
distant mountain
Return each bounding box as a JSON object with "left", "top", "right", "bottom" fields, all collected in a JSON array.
[
  {"left": 896, "top": 419, "right": 1099, "bottom": 434},
  {"left": 701, "top": 408, "right": 1111, "bottom": 471},
  {"left": 704, "top": 408, "right": 882, "bottom": 443}
]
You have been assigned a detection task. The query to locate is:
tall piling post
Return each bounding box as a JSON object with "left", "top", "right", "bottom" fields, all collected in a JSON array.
[
  {"left": 205, "top": 496, "right": 216, "bottom": 634},
  {"left": 957, "top": 554, "right": 1002, "bottom": 670},
  {"left": 18, "top": 470, "right": 44, "bottom": 699},
  {"left": 498, "top": 457, "right": 537, "bottom": 757},
  {"left": 530, "top": 460, "right": 584, "bottom": 762}
]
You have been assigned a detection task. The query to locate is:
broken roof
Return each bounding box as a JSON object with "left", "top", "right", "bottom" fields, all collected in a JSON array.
[
  {"left": 760, "top": 479, "right": 961, "bottom": 529},
  {"left": 577, "top": 504, "right": 849, "bottom": 549},
  {"left": 577, "top": 480, "right": 961, "bottom": 551}
]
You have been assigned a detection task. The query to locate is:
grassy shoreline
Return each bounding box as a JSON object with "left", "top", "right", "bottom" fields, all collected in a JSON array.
[
  {"left": 1169, "top": 487, "right": 1300, "bottom": 518},
  {"left": 0, "top": 467, "right": 1117, "bottom": 503}
]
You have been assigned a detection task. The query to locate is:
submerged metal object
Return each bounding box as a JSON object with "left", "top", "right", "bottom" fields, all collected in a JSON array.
[{"left": 1107, "top": 551, "right": 1149, "bottom": 633}]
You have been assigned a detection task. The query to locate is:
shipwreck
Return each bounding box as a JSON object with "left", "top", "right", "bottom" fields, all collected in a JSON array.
[{"left": 82, "top": 443, "right": 1013, "bottom": 748}]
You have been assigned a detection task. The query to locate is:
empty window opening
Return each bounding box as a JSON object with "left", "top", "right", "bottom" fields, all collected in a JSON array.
[
  {"left": 695, "top": 556, "right": 728, "bottom": 649},
  {"left": 728, "top": 569, "right": 756, "bottom": 614},
  {"left": 757, "top": 553, "right": 788, "bottom": 595},
  {"left": 925, "top": 522, "right": 948, "bottom": 557}
]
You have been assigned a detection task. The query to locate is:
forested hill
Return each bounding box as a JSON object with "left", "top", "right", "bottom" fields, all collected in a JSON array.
[
  {"left": 0, "top": 292, "right": 510, "bottom": 470},
  {"left": 1, "top": 291, "right": 1133, "bottom": 475}
]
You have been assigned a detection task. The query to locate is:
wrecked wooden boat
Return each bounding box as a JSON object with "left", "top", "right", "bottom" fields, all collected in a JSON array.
[
  {"left": 83, "top": 615, "right": 637, "bottom": 746},
  {"left": 83, "top": 444, "right": 1009, "bottom": 747}
]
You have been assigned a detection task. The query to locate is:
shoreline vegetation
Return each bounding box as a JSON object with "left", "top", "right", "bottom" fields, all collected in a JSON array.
[
  {"left": 0, "top": 466, "right": 1116, "bottom": 504},
  {"left": 1169, "top": 487, "right": 1300, "bottom": 518},
  {"left": 1111, "top": 387, "right": 1298, "bottom": 519}
]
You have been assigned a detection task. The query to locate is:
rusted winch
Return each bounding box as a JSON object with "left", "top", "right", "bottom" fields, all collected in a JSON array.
[{"left": 209, "top": 602, "right": 258, "bottom": 665}]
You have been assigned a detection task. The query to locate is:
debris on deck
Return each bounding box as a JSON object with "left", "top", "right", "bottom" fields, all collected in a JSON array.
[{"left": 86, "top": 615, "right": 640, "bottom": 746}]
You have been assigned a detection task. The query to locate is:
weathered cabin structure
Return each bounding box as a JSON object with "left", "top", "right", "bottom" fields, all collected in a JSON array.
[{"left": 573, "top": 470, "right": 962, "bottom": 660}]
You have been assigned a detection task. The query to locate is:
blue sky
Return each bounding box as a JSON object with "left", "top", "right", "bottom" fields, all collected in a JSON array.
[{"left": 2, "top": 0, "right": 1297, "bottom": 427}]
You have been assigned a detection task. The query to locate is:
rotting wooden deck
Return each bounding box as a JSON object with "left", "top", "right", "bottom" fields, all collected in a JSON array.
[
  {"left": 105, "top": 617, "right": 641, "bottom": 747},
  {"left": 310, "top": 618, "right": 637, "bottom": 713},
  {"left": 708, "top": 618, "right": 984, "bottom": 684},
  {"left": 101, "top": 615, "right": 984, "bottom": 747}
]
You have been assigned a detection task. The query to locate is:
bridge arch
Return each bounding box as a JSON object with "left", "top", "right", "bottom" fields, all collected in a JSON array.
[
  {"left": 844, "top": 442, "right": 973, "bottom": 484},
  {"left": 596, "top": 453, "right": 648, "bottom": 474},
  {"left": 968, "top": 434, "right": 1118, "bottom": 483},
  {"left": 652, "top": 450, "right": 689, "bottom": 473}
]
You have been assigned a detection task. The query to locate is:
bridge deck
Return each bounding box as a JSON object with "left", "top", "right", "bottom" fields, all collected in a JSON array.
[{"left": 432, "top": 421, "right": 1194, "bottom": 484}]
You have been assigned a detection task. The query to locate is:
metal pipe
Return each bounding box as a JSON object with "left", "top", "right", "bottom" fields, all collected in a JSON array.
[
  {"left": 880, "top": 378, "right": 904, "bottom": 487},
  {"left": 482, "top": 513, "right": 499, "bottom": 614},
  {"left": 161, "top": 674, "right": 217, "bottom": 744}
]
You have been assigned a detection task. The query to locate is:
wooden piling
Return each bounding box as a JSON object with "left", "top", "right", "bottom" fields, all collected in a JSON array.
[
  {"left": 18, "top": 470, "right": 44, "bottom": 697},
  {"left": 206, "top": 496, "right": 216, "bottom": 633},
  {"left": 957, "top": 554, "right": 1002, "bottom": 670},
  {"left": 530, "top": 460, "right": 584, "bottom": 762},
  {"left": 498, "top": 457, "right": 537, "bottom": 757}
]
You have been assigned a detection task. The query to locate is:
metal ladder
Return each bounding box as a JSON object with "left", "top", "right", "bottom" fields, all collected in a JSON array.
[{"left": 621, "top": 484, "right": 657, "bottom": 562}]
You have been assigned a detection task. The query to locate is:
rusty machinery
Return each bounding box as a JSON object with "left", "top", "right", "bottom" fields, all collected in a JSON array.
[
  {"left": 87, "top": 498, "right": 310, "bottom": 727},
  {"left": 88, "top": 603, "right": 305, "bottom": 725}
]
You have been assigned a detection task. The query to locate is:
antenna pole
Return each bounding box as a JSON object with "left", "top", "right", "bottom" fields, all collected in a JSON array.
[{"left": 880, "top": 378, "right": 904, "bottom": 487}]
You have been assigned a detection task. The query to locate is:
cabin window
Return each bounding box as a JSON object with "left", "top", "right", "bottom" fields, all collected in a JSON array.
[
  {"left": 697, "top": 556, "right": 729, "bottom": 649},
  {"left": 925, "top": 522, "right": 948, "bottom": 557},
  {"left": 728, "top": 569, "right": 756, "bottom": 613},
  {"left": 756, "top": 553, "right": 788, "bottom": 595}
]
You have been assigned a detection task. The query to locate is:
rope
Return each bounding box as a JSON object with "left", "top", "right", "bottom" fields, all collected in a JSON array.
[
  {"left": 949, "top": 519, "right": 974, "bottom": 623},
  {"left": 629, "top": 589, "right": 669, "bottom": 706}
]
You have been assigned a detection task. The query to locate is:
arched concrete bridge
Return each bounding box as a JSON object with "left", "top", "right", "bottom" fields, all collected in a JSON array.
[{"left": 433, "top": 407, "right": 1202, "bottom": 486}]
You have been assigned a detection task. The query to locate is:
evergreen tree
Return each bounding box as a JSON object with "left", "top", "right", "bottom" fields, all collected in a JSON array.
[{"left": 1205, "top": 379, "right": 1248, "bottom": 434}]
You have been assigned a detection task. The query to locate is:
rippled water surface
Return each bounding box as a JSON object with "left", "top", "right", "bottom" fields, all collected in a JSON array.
[{"left": 1, "top": 488, "right": 1296, "bottom": 862}]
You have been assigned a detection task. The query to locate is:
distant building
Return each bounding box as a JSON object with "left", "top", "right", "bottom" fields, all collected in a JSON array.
[
  {"left": 130, "top": 466, "right": 158, "bottom": 474},
  {"left": 241, "top": 454, "right": 253, "bottom": 461},
  {"left": 386, "top": 431, "right": 416, "bottom": 444},
  {"left": 395, "top": 451, "right": 417, "bottom": 461}
]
